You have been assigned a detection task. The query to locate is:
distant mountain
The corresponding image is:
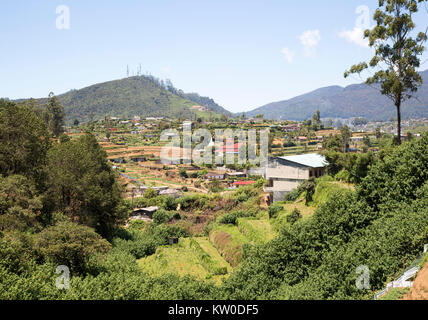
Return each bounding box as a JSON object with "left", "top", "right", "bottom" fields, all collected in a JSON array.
[
  {"left": 18, "top": 75, "right": 232, "bottom": 123},
  {"left": 246, "top": 70, "right": 428, "bottom": 121}
]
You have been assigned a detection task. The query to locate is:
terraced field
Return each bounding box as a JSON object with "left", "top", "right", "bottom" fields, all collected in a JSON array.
[
  {"left": 209, "top": 224, "right": 250, "bottom": 267},
  {"left": 237, "top": 217, "right": 277, "bottom": 244},
  {"left": 137, "top": 212, "right": 279, "bottom": 281},
  {"left": 270, "top": 145, "right": 319, "bottom": 157},
  {"left": 137, "top": 179, "right": 354, "bottom": 284},
  {"left": 137, "top": 237, "right": 232, "bottom": 285}
]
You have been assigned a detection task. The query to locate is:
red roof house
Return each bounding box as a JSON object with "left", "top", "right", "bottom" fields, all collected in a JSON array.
[{"left": 233, "top": 180, "right": 255, "bottom": 186}]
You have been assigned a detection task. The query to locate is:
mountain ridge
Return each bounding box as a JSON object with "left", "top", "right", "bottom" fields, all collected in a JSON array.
[
  {"left": 246, "top": 70, "right": 428, "bottom": 121},
  {"left": 15, "top": 70, "right": 428, "bottom": 122},
  {"left": 16, "top": 75, "right": 232, "bottom": 123}
]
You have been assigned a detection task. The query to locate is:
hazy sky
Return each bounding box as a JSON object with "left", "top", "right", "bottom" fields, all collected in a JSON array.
[{"left": 1, "top": 0, "right": 428, "bottom": 112}]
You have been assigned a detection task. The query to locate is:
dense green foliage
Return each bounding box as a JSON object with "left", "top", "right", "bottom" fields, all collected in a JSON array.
[
  {"left": 286, "top": 209, "right": 302, "bottom": 225},
  {"left": 325, "top": 151, "right": 375, "bottom": 183},
  {"left": 1, "top": 97, "right": 428, "bottom": 300},
  {"left": 218, "top": 209, "right": 259, "bottom": 225},
  {"left": 0, "top": 100, "right": 50, "bottom": 186},
  {"left": 222, "top": 134, "right": 428, "bottom": 299},
  {"left": 44, "top": 133, "right": 127, "bottom": 238},
  {"left": 34, "top": 221, "right": 111, "bottom": 275}
]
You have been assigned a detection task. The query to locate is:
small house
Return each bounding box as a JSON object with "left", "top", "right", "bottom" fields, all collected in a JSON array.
[
  {"left": 205, "top": 172, "right": 226, "bottom": 180},
  {"left": 130, "top": 206, "right": 159, "bottom": 220},
  {"left": 159, "top": 188, "right": 181, "bottom": 198},
  {"left": 225, "top": 172, "right": 247, "bottom": 179},
  {"left": 264, "top": 153, "right": 328, "bottom": 203},
  {"left": 351, "top": 136, "right": 364, "bottom": 143},
  {"left": 233, "top": 180, "right": 255, "bottom": 187}
]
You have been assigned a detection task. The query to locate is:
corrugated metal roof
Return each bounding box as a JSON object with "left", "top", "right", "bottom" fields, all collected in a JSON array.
[{"left": 278, "top": 153, "right": 328, "bottom": 168}]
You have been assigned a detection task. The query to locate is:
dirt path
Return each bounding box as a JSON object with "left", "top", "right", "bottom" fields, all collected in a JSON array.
[{"left": 402, "top": 263, "right": 428, "bottom": 300}]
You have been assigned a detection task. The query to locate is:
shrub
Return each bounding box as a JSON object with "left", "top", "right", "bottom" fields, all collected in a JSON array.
[
  {"left": 153, "top": 209, "right": 170, "bottom": 225},
  {"left": 286, "top": 208, "right": 302, "bottom": 225},
  {"left": 163, "top": 196, "right": 177, "bottom": 211},
  {"left": 283, "top": 185, "right": 304, "bottom": 202},
  {"left": 283, "top": 141, "right": 296, "bottom": 148},
  {"left": 301, "top": 178, "right": 316, "bottom": 205},
  {"left": 179, "top": 168, "right": 188, "bottom": 178},
  {"left": 144, "top": 188, "right": 158, "bottom": 199},
  {"left": 268, "top": 204, "right": 283, "bottom": 219},
  {"left": 335, "top": 169, "right": 351, "bottom": 182},
  {"left": 209, "top": 179, "right": 222, "bottom": 193},
  {"left": 34, "top": 221, "right": 111, "bottom": 275},
  {"left": 170, "top": 211, "right": 181, "bottom": 220},
  {"left": 213, "top": 266, "right": 228, "bottom": 276},
  {"left": 218, "top": 210, "right": 257, "bottom": 225}
]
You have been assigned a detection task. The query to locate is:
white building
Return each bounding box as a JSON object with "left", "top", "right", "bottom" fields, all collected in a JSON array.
[{"left": 264, "top": 153, "right": 329, "bottom": 203}]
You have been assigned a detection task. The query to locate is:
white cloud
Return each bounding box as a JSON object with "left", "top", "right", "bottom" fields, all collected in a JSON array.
[
  {"left": 161, "top": 67, "right": 170, "bottom": 73},
  {"left": 339, "top": 27, "right": 369, "bottom": 47},
  {"left": 299, "top": 29, "right": 321, "bottom": 57},
  {"left": 281, "top": 47, "right": 295, "bottom": 64}
]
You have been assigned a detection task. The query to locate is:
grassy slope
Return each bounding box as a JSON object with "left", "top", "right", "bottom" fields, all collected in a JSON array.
[
  {"left": 237, "top": 216, "right": 277, "bottom": 244},
  {"left": 137, "top": 237, "right": 231, "bottom": 285},
  {"left": 311, "top": 179, "right": 355, "bottom": 205},
  {"left": 195, "top": 237, "right": 233, "bottom": 273},
  {"left": 273, "top": 177, "right": 354, "bottom": 230},
  {"left": 209, "top": 224, "right": 250, "bottom": 268},
  {"left": 139, "top": 178, "right": 355, "bottom": 283},
  {"left": 379, "top": 288, "right": 410, "bottom": 300}
]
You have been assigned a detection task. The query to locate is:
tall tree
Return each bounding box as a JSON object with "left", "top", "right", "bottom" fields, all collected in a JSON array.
[
  {"left": 345, "top": 0, "right": 427, "bottom": 144},
  {"left": 340, "top": 125, "right": 352, "bottom": 153},
  {"left": 46, "top": 92, "right": 65, "bottom": 138},
  {"left": 0, "top": 100, "right": 50, "bottom": 185},
  {"left": 312, "top": 110, "right": 321, "bottom": 130},
  {"left": 45, "top": 133, "right": 127, "bottom": 238}
]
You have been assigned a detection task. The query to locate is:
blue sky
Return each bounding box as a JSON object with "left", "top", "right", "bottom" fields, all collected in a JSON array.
[{"left": 1, "top": 0, "right": 427, "bottom": 113}]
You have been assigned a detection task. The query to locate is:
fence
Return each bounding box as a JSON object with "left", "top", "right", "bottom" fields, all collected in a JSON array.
[{"left": 374, "top": 244, "right": 428, "bottom": 300}]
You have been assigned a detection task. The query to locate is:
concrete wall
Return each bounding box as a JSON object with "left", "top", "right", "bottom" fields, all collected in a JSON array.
[
  {"left": 266, "top": 166, "right": 310, "bottom": 181},
  {"left": 272, "top": 180, "right": 301, "bottom": 192},
  {"left": 273, "top": 191, "right": 288, "bottom": 203}
]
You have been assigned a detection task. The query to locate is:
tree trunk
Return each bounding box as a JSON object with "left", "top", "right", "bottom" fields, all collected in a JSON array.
[{"left": 396, "top": 99, "right": 402, "bottom": 145}]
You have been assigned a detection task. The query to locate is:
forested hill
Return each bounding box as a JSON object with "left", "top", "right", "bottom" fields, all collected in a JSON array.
[
  {"left": 184, "top": 93, "right": 233, "bottom": 117},
  {"left": 246, "top": 69, "right": 428, "bottom": 121},
  {"left": 22, "top": 76, "right": 232, "bottom": 123}
]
